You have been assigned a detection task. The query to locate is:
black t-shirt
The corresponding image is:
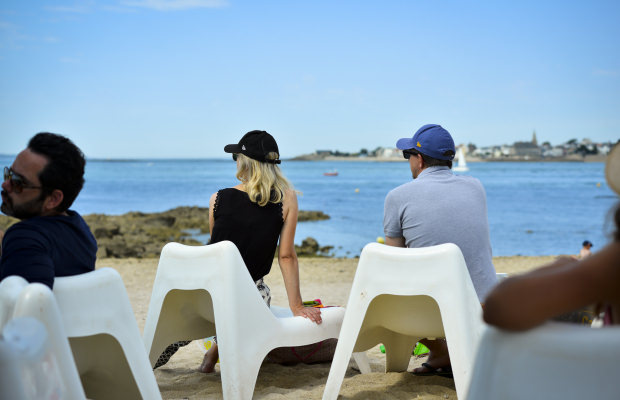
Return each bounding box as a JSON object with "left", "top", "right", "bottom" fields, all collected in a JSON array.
[
  {"left": 209, "top": 188, "right": 284, "bottom": 281},
  {"left": 0, "top": 210, "right": 97, "bottom": 288}
]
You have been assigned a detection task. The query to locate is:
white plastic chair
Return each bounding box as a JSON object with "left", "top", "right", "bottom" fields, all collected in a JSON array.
[
  {"left": 467, "top": 322, "right": 620, "bottom": 400},
  {"left": 322, "top": 242, "right": 484, "bottom": 400},
  {"left": 143, "top": 240, "right": 363, "bottom": 400},
  {"left": 0, "top": 277, "right": 86, "bottom": 399},
  {"left": 53, "top": 267, "right": 162, "bottom": 400},
  {"left": 0, "top": 275, "right": 29, "bottom": 329},
  {"left": 1, "top": 317, "right": 68, "bottom": 400}
]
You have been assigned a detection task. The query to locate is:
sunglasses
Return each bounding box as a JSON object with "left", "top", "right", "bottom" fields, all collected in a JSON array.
[
  {"left": 402, "top": 150, "right": 419, "bottom": 160},
  {"left": 3, "top": 166, "right": 42, "bottom": 193}
]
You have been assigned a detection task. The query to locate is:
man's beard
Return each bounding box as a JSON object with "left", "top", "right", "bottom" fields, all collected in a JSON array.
[{"left": 1, "top": 190, "right": 46, "bottom": 220}]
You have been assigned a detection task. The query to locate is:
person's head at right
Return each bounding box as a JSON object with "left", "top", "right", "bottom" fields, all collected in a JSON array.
[
  {"left": 396, "top": 124, "right": 456, "bottom": 179},
  {"left": 1, "top": 132, "right": 85, "bottom": 220},
  {"left": 224, "top": 130, "right": 291, "bottom": 206}
]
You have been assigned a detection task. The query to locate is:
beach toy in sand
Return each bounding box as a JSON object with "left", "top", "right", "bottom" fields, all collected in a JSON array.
[
  {"left": 413, "top": 342, "right": 430, "bottom": 356},
  {"left": 303, "top": 299, "right": 324, "bottom": 308},
  {"left": 376, "top": 236, "right": 385, "bottom": 244},
  {"left": 380, "top": 342, "right": 428, "bottom": 355},
  {"left": 196, "top": 336, "right": 219, "bottom": 363}
]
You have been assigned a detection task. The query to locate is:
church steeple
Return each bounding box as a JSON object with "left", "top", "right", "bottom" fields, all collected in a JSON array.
[{"left": 532, "top": 130, "right": 538, "bottom": 146}]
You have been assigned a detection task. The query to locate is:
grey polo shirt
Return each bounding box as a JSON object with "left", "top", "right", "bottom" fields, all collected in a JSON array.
[{"left": 384, "top": 166, "right": 497, "bottom": 301}]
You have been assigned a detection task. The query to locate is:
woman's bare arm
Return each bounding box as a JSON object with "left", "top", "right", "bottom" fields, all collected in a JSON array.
[
  {"left": 278, "top": 189, "right": 322, "bottom": 324},
  {"left": 484, "top": 242, "right": 620, "bottom": 330}
]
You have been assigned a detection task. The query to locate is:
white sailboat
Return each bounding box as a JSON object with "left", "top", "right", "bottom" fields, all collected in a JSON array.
[{"left": 453, "top": 147, "right": 469, "bottom": 172}]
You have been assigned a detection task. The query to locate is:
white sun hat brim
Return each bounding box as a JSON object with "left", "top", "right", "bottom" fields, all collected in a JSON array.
[{"left": 605, "top": 143, "right": 620, "bottom": 196}]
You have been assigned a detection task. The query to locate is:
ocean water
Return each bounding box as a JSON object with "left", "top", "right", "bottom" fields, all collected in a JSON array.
[{"left": 1, "top": 155, "right": 617, "bottom": 257}]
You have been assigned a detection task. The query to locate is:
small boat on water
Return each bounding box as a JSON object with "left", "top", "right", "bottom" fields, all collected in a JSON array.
[
  {"left": 324, "top": 170, "right": 339, "bottom": 176},
  {"left": 453, "top": 147, "right": 469, "bottom": 172}
]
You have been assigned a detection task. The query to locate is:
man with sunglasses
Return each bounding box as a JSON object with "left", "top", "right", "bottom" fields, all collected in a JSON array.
[
  {"left": 383, "top": 124, "right": 497, "bottom": 378},
  {"left": 1, "top": 133, "right": 97, "bottom": 288}
]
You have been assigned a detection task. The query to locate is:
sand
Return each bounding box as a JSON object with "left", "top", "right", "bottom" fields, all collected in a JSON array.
[{"left": 97, "top": 255, "right": 557, "bottom": 399}]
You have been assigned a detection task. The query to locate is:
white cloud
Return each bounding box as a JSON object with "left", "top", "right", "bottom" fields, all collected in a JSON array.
[
  {"left": 593, "top": 69, "right": 619, "bottom": 78},
  {"left": 121, "top": 0, "right": 228, "bottom": 11}
]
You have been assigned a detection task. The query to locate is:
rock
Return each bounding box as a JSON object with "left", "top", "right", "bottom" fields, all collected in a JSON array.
[
  {"left": 1, "top": 206, "right": 333, "bottom": 259},
  {"left": 298, "top": 211, "right": 330, "bottom": 222},
  {"left": 93, "top": 225, "right": 120, "bottom": 239},
  {"left": 294, "top": 237, "right": 331, "bottom": 257},
  {"left": 0, "top": 215, "right": 18, "bottom": 232}
]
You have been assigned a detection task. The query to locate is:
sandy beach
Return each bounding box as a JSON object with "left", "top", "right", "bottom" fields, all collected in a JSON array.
[{"left": 99, "top": 254, "right": 557, "bottom": 399}]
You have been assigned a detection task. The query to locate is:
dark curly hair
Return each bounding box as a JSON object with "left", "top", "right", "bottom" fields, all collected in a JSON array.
[{"left": 28, "top": 132, "right": 85, "bottom": 213}]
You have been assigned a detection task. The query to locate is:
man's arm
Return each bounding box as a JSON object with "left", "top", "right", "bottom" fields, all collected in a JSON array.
[
  {"left": 383, "top": 190, "right": 406, "bottom": 248},
  {"left": 0, "top": 225, "right": 54, "bottom": 288},
  {"left": 385, "top": 236, "right": 406, "bottom": 247}
]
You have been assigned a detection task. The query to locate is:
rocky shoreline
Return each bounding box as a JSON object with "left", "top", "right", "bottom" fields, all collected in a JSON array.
[{"left": 0, "top": 207, "right": 332, "bottom": 259}]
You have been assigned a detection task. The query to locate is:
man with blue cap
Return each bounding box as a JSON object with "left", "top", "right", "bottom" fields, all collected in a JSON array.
[{"left": 383, "top": 124, "right": 497, "bottom": 377}]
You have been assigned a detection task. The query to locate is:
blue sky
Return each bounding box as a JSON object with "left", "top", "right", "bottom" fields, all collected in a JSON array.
[{"left": 1, "top": 0, "right": 619, "bottom": 158}]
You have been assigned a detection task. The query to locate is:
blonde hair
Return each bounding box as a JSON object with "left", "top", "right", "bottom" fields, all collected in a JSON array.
[{"left": 236, "top": 153, "right": 292, "bottom": 206}]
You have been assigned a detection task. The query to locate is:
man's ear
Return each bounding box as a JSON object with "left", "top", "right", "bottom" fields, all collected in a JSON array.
[{"left": 43, "top": 189, "right": 64, "bottom": 215}]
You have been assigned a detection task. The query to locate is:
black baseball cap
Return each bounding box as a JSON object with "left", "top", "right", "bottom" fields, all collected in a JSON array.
[
  {"left": 582, "top": 240, "right": 593, "bottom": 247},
  {"left": 224, "top": 130, "right": 281, "bottom": 164}
]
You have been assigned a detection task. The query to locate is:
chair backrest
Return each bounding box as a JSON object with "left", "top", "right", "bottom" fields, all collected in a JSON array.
[
  {"left": 53, "top": 268, "right": 161, "bottom": 400},
  {"left": 0, "top": 280, "right": 86, "bottom": 400},
  {"left": 467, "top": 323, "right": 620, "bottom": 400},
  {"left": 152, "top": 240, "right": 274, "bottom": 318},
  {"left": 1, "top": 317, "right": 66, "bottom": 400},
  {"left": 352, "top": 242, "right": 482, "bottom": 342},
  {"left": 0, "top": 275, "right": 28, "bottom": 329},
  {"left": 143, "top": 240, "right": 279, "bottom": 365}
]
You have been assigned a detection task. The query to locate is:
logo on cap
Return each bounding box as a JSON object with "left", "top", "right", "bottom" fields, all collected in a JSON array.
[
  {"left": 417, "top": 141, "right": 422, "bottom": 148},
  {"left": 242, "top": 145, "right": 246, "bottom": 150}
]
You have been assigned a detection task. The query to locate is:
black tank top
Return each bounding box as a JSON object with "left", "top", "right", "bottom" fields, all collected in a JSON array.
[{"left": 209, "top": 188, "right": 284, "bottom": 281}]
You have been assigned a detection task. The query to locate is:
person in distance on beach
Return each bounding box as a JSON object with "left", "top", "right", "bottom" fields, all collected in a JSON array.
[
  {"left": 383, "top": 124, "right": 498, "bottom": 377},
  {"left": 484, "top": 145, "right": 620, "bottom": 330},
  {"left": 153, "top": 130, "right": 322, "bottom": 372},
  {"left": 579, "top": 240, "right": 593, "bottom": 259},
  {"left": 0, "top": 133, "right": 97, "bottom": 288}
]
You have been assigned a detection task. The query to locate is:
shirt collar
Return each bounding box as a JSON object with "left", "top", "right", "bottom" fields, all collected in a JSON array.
[{"left": 417, "top": 166, "right": 451, "bottom": 179}]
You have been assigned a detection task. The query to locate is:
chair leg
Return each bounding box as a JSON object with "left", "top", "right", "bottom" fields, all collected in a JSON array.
[
  {"left": 352, "top": 352, "right": 371, "bottom": 374},
  {"left": 322, "top": 334, "right": 360, "bottom": 400},
  {"left": 219, "top": 343, "right": 265, "bottom": 400},
  {"left": 384, "top": 333, "right": 417, "bottom": 372}
]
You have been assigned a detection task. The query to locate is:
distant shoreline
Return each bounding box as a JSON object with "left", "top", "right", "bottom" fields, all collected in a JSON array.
[
  {"left": 1, "top": 154, "right": 606, "bottom": 163},
  {"left": 290, "top": 154, "right": 607, "bottom": 163}
]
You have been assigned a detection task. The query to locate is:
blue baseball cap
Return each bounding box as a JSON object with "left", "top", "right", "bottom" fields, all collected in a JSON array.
[{"left": 396, "top": 124, "right": 456, "bottom": 161}]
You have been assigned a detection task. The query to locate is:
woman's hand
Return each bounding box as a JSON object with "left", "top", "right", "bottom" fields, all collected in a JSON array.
[{"left": 292, "top": 304, "right": 323, "bottom": 324}]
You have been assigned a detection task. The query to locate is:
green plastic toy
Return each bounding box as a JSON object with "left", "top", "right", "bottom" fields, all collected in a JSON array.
[{"left": 379, "top": 342, "right": 429, "bottom": 355}]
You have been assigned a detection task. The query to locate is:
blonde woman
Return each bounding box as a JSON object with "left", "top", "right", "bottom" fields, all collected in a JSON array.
[{"left": 199, "top": 130, "right": 322, "bottom": 373}]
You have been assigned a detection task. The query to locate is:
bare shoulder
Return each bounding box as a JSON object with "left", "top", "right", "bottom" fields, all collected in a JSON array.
[
  {"left": 283, "top": 188, "right": 297, "bottom": 202},
  {"left": 282, "top": 189, "right": 298, "bottom": 221},
  {"left": 209, "top": 192, "right": 218, "bottom": 205}
]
